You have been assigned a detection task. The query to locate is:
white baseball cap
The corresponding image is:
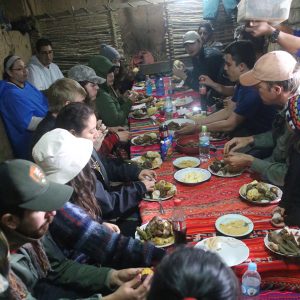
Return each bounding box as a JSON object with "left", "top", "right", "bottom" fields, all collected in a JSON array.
[{"left": 183, "top": 31, "right": 201, "bottom": 44}]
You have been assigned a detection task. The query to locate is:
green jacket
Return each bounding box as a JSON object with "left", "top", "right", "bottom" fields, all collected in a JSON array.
[
  {"left": 0, "top": 228, "right": 113, "bottom": 299},
  {"left": 250, "top": 110, "right": 292, "bottom": 186},
  {"left": 89, "top": 55, "right": 132, "bottom": 127}
]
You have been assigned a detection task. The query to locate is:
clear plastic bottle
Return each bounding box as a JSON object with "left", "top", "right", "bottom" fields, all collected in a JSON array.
[
  {"left": 164, "top": 96, "right": 173, "bottom": 120},
  {"left": 199, "top": 125, "right": 210, "bottom": 163},
  {"left": 199, "top": 82, "right": 207, "bottom": 111},
  {"left": 145, "top": 75, "right": 153, "bottom": 96},
  {"left": 241, "top": 262, "right": 261, "bottom": 300},
  {"left": 156, "top": 77, "right": 165, "bottom": 96},
  {"left": 171, "top": 199, "right": 187, "bottom": 245}
]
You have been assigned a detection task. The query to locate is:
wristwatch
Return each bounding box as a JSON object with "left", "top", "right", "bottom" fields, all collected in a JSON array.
[{"left": 269, "top": 29, "right": 280, "bottom": 43}]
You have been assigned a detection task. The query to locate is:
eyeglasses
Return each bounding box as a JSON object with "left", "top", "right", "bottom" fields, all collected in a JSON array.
[{"left": 11, "top": 66, "right": 28, "bottom": 72}]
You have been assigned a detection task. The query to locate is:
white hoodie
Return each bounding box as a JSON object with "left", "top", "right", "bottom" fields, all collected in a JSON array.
[{"left": 27, "top": 55, "right": 64, "bottom": 90}]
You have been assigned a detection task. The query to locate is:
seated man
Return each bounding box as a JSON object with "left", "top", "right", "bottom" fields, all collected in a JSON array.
[
  {"left": 176, "top": 40, "right": 277, "bottom": 137},
  {"left": 0, "top": 159, "right": 151, "bottom": 299},
  {"left": 27, "top": 38, "right": 64, "bottom": 91},
  {"left": 198, "top": 20, "right": 223, "bottom": 50},
  {"left": 223, "top": 51, "right": 300, "bottom": 187}
]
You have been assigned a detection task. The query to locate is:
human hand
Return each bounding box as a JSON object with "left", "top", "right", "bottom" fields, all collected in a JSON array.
[
  {"left": 127, "top": 91, "right": 138, "bottom": 104},
  {"left": 199, "top": 75, "right": 215, "bottom": 88},
  {"left": 93, "top": 130, "right": 106, "bottom": 151},
  {"left": 138, "top": 169, "right": 157, "bottom": 181},
  {"left": 271, "top": 206, "right": 285, "bottom": 227},
  {"left": 174, "top": 123, "right": 197, "bottom": 137},
  {"left": 105, "top": 274, "right": 152, "bottom": 300},
  {"left": 116, "top": 130, "right": 130, "bottom": 142},
  {"left": 110, "top": 268, "right": 143, "bottom": 287},
  {"left": 141, "top": 179, "right": 155, "bottom": 192},
  {"left": 223, "top": 136, "right": 254, "bottom": 155},
  {"left": 223, "top": 152, "right": 254, "bottom": 169},
  {"left": 103, "top": 222, "right": 121, "bottom": 233},
  {"left": 245, "top": 21, "right": 275, "bottom": 37},
  {"left": 109, "top": 126, "right": 127, "bottom": 133},
  {"left": 172, "top": 67, "right": 187, "bottom": 81}
]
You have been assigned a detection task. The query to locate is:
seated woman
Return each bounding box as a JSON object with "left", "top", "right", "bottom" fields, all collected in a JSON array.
[
  {"left": 68, "top": 64, "right": 130, "bottom": 157},
  {"left": 148, "top": 247, "right": 239, "bottom": 300},
  {"left": 271, "top": 96, "right": 300, "bottom": 227},
  {"left": 0, "top": 55, "right": 48, "bottom": 159},
  {"left": 88, "top": 55, "right": 136, "bottom": 127}
]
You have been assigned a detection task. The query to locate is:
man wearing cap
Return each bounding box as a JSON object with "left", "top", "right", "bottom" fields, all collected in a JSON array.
[
  {"left": 31, "top": 78, "right": 87, "bottom": 150},
  {"left": 224, "top": 50, "right": 300, "bottom": 186},
  {"left": 173, "top": 30, "right": 228, "bottom": 96},
  {"left": 27, "top": 38, "right": 64, "bottom": 91},
  {"left": 0, "top": 159, "right": 152, "bottom": 299}
]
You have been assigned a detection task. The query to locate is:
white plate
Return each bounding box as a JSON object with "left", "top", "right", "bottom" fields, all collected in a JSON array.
[
  {"left": 173, "top": 157, "right": 200, "bottom": 169},
  {"left": 131, "top": 134, "right": 158, "bottom": 146},
  {"left": 135, "top": 222, "right": 174, "bottom": 248},
  {"left": 195, "top": 236, "right": 249, "bottom": 267},
  {"left": 143, "top": 182, "right": 176, "bottom": 202},
  {"left": 215, "top": 214, "right": 254, "bottom": 237},
  {"left": 164, "top": 118, "right": 195, "bottom": 135},
  {"left": 174, "top": 168, "right": 211, "bottom": 185},
  {"left": 264, "top": 229, "right": 300, "bottom": 257},
  {"left": 208, "top": 165, "right": 244, "bottom": 178},
  {"left": 130, "top": 156, "right": 162, "bottom": 170},
  {"left": 239, "top": 183, "right": 282, "bottom": 205},
  {"left": 174, "top": 96, "right": 194, "bottom": 107},
  {"left": 131, "top": 103, "right": 146, "bottom": 111}
]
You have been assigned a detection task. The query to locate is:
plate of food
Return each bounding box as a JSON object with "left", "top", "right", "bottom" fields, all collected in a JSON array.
[
  {"left": 195, "top": 236, "right": 249, "bottom": 267},
  {"left": 215, "top": 214, "right": 254, "bottom": 237},
  {"left": 164, "top": 118, "right": 195, "bottom": 136},
  {"left": 131, "top": 109, "right": 149, "bottom": 119},
  {"left": 143, "top": 180, "right": 177, "bottom": 201},
  {"left": 174, "top": 168, "right": 211, "bottom": 185},
  {"left": 135, "top": 216, "right": 175, "bottom": 248},
  {"left": 264, "top": 227, "right": 300, "bottom": 257},
  {"left": 131, "top": 151, "right": 162, "bottom": 169},
  {"left": 174, "top": 96, "right": 194, "bottom": 107},
  {"left": 208, "top": 158, "right": 244, "bottom": 177},
  {"left": 239, "top": 180, "right": 282, "bottom": 205},
  {"left": 173, "top": 157, "right": 200, "bottom": 169},
  {"left": 131, "top": 133, "right": 159, "bottom": 146},
  {"left": 176, "top": 135, "right": 199, "bottom": 155}
]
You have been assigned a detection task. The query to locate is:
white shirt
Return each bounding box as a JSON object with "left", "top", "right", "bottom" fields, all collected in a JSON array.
[{"left": 27, "top": 55, "right": 64, "bottom": 90}]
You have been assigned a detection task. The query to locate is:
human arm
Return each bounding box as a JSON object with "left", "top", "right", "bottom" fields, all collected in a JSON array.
[
  {"left": 245, "top": 21, "right": 300, "bottom": 55},
  {"left": 50, "top": 202, "right": 166, "bottom": 268},
  {"left": 206, "top": 112, "right": 245, "bottom": 133},
  {"left": 199, "top": 75, "right": 234, "bottom": 96}
]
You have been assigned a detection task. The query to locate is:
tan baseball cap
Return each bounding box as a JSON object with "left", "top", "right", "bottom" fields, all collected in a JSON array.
[
  {"left": 183, "top": 31, "right": 201, "bottom": 44},
  {"left": 240, "top": 51, "right": 297, "bottom": 86}
]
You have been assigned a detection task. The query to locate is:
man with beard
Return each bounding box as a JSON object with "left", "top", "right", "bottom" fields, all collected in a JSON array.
[{"left": 0, "top": 159, "right": 151, "bottom": 299}]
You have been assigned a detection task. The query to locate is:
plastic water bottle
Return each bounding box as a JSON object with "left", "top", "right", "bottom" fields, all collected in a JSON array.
[
  {"left": 199, "top": 125, "right": 210, "bottom": 163},
  {"left": 199, "top": 82, "right": 207, "bottom": 111},
  {"left": 156, "top": 77, "right": 165, "bottom": 96},
  {"left": 164, "top": 96, "right": 173, "bottom": 120},
  {"left": 145, "top": 75, "right": 152, "bottom": 96},
  {"left": 241, "top": 262, "right": 261, "bottom": 300},
  {"left": 171, "top": 199, "right": 187, "bottom": 245}
]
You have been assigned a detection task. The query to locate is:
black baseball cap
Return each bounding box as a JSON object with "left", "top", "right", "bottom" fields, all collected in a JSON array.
[{"left": 0, "top": 160, "right": 73, "bottom": 212}]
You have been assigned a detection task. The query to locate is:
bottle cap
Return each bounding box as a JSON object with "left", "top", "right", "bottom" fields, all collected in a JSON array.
[
  {"left": 174, "top": 199, "right": 181, "bottom": 206},
  {"left": 201, "top": 125, "right": 207, "bottom": 133},
  {"left": 248, "top": 262, "right": 257, "bottom": 272}
]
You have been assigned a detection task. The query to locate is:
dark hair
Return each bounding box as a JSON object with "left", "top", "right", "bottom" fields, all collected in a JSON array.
[
  {"left": 2, "top": 55, "right": 17, "bottom": 80},
  {"left": 55, "top": 102, "right": 95, "bottom": 135},
  {"left": 36, "top": 38, "right": 52, "bottom": 53},
  {"left": 148, "top": 247, "right": 239, "bottom": 300},
  {"left": 224, "top": 40, "right": 256, "bottom": 69},
  {"left": 198, "top": 21, "right": 214, "bottom": 35},
  {"left": 68, "top": 162, "right": 101, "bottom": 220}
]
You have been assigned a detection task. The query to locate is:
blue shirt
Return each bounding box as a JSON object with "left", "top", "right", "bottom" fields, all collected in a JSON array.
[
  {"left": 0, "top": 81, "right": 48, "bottom": 159},
  {"left": 232, "top": 84, "right": 277, "bottom": 135}
]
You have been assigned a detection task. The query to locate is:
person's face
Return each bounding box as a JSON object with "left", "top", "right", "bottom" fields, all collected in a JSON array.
[
  {"left": 84, "top": 82, "right": 99, "bottom": 101},
  {"left": 106, "top": 72, "right": 114, "bottom": 86},
  {"left": 80, "top": 114, "right": 103, "bottom": 143},
  {"left": 16, "top": 210, "right": 56, "bottom": 239},
  {"left": 8, "top": 59, "right": 28, "bottom": 83},
  {"left": 224, "top": 54, "right": 242, "bottom": 82},
  {"left": 255, "top": 81, "right": 280, "bottom": 105},
  {"left": 184, "top": 40, "right": 202, "bottom": 57},
  {"left": 37, "top": 45, "right": 54, "bottom": 67},
  {"left": 198, "top": 27, "right": 211, "bottom": 44}
]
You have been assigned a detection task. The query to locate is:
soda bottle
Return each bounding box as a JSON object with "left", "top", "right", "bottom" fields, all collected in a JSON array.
[
  {"left": 199, "top": 125, "right": 210, "bottom": 163},
  {"left": 156, "top": 77, "right": 165, "bottom": 96},
  {"left": 164, "top": 96, "right": 173, "bottom": 120},
  {"left": 171, "top": 199, "right": 187, "bottom": 245},
  {"left": 241, "top": 262, "right": 261, "bottom": 300},
  {"left": 199, "top": 82, "right": 207, "bottom": 111},
  {"left": 145, "top": 75, "right": 153, "bottom": 96}
]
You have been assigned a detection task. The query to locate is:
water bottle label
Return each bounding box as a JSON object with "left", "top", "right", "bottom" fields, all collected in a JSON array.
[
  {"left": 242, "top": 284, "right": 260, "bottom": 296},
  {"left": 199, "top": 136, "right": 210, "bottom": 147}
]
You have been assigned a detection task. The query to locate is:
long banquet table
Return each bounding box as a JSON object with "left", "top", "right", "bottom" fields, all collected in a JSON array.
[{"left": 129, "top": 90, "right": 300, "bottom": 297}]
